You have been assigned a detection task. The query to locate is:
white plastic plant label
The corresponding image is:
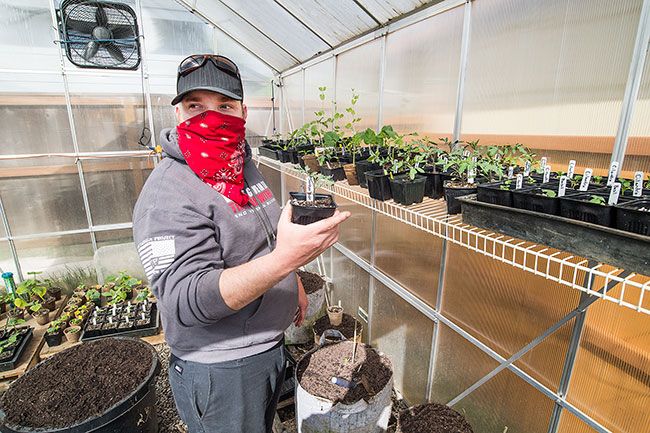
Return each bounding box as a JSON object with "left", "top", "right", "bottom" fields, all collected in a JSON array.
[
  {"left": 607, "top": 161, "right": 619, "bottom": 186},
  {"left": 468, "top": 167, "right": 475, "bottom": 184},
  {"left": 579, "top": 169, "right": 593, "bottom": 191},
  {"left": 524, "top": 161, "right": 531, "bottom": 177},
  {"left": 633, "top": 171, "right": 644, "bottom": 197},
  {"left": 305, "top": 177, "right": 315, "bottom": 202},
  {"left": 540, "top": 157, "right": 547, "bottom": 171},
  {"left": 608, "top": 182, "right": 621, "bottom": 205},
  {"left": 463, "top": 149, "right": 471, "bottom": 157},
  {"left": 516, "top": 174, "right": 523, "bottom": 189},
  {"left": 558, "top": 176, "right": 568, "bottom": 197},
  {"left": 567, "top": 160, "right": 576, "bottom": 179},
  {"left": 508, "top": 166, "right": 514, "bottom": 179},
  {"left": 543, "top": 165, "right": 551, "bottom": 183}
]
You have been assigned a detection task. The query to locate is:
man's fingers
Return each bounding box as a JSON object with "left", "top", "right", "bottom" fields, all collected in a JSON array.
[
  {"left": 308, "top": 210, "right": 351, "bottom": 233},
  {"left": 281, "top": 201, "right": 293, "bottom": 222}
]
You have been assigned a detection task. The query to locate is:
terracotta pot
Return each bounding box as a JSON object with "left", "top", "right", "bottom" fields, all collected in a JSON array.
[
  {"left": 343, "top": 163, "right": 359, "bottom": 185},
  {"left": 327, "top": 306, "right": 344, "bottom": 326},
  {"left": 301, "top": 154, "right": 321, "bottom": 173},
  {"left": 64, "top": 326, "right": 82, "bottom": 343},
  {"left": 34, "top": 309, "right": 51, "bottom": 326}
]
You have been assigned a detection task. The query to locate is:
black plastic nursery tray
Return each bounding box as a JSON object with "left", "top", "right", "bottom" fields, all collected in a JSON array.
[
  {"left": 458, "top": 195, "right": 650, "bottom": 276},
  {"left": 80, "top": 303, "right": 160, "bottom": 342},
  {"left": 0, "top": 327, "right": 33, "bottom": 372}
]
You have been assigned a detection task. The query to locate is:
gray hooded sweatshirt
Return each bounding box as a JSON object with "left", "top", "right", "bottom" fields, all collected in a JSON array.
[{"left": 132, "top": 128, "right": 297, "bottom": 363}]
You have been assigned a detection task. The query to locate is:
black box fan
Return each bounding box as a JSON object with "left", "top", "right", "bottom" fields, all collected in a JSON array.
[{"left": 57, "top": 0, "right": 141, "bottom": 70}]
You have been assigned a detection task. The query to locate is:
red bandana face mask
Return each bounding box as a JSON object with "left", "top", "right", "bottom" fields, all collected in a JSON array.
[{"left": 177, "top": 110, "right": 249, "bottom": 206}]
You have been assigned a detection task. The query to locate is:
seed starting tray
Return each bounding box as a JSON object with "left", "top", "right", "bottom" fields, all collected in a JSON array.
[
  {"left": 80, "top": 304, "right": 160, "bottom": 342},
  {"left": 0, "top": 328, "right": 34, "bottom": 372}
]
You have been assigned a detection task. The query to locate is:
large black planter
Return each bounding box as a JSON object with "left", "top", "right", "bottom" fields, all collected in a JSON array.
[
  {"left": 320, "top": 165, "right": 346, "bottom": 181},
  {"left": 290, "top": 192, "right": 337, "bottom": 225},
  {"left": 390, "top": 175, "right": 427, "bottom": 206},
  {"left": 277, "top": 149, "right": 292, "bottom": 163},
  {"left": 355, "top": 160, "right": 380, "bottom": 189},
  {"left": 258, "top": 145, "right": 280, "bottom": 160},
  {"left": 615, "top": 199, "right": 650, "bottom": 235},
  {"left": 366, "top": 170, "right": 392, "bottom": 201},
  {"left": 444, "top": 183, "right": 478, "bottom": 214},
  {"left": 0, "top": 338, "right": 161, "bottom": 433}
]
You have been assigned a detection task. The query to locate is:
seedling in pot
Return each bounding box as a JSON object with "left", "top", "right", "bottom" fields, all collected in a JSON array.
[
  {"left": 588, "top": 195, "right": 606, "bottom": 206},
  {"left": 290, "top": 166, "right": 337, "bottom": 225},
  {"left": 540, "top": 189, "right": 557, "bottom": 198},
  {"left": 327, "top": 304, "right": 344, "bottom": 326}
]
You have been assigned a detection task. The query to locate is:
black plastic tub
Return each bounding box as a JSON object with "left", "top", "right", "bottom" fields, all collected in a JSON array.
[
  {"left": 390, "top": 175, "right": 427, "bottom": 206},
  {"left": 615, "top": 199, "right": 650, "bottom": 236},
  {"left": 444, "top": 183, "right": 478, "bottom": 214},
  {"left": 366, "top": 170, "right": 392, "bottom": 201},
  {"left": 320, "top": 165, "right": 346, "bottom": 181},
  {"left": 258, "top": 145, "right": 280, "bottom": 160},
  {"left": 355, "top": 160, "right": 380, "bottom": 189},
  {"left": 477, "top": 182, "right": 515, "bottom": 207},
  {"left": 290, "top": 192, "right": 337, "bottom": 225},
  {"left": 422, "top": 170, "right": 452, "bottom": 200},
  {"left": 277, "top": 149, "right": 292, "bottom": 163},
  {"left": 559, "top": 193, "right": 631, "bottom": 227},
  {"left": 0, "top": 328, "right": 33, "bottom": 372},
  {"left": 512, "top": 185, "right": 564, "bottom": 215}
]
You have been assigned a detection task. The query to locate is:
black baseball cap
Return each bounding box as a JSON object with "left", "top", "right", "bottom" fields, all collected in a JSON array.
[{"left": 171, "top": 54, "right": 243, "bottom": 105}]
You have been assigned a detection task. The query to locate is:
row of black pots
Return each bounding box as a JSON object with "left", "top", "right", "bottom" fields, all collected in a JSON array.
[{"left": 476, "top": 181, "right": 650, "bottom": 235}]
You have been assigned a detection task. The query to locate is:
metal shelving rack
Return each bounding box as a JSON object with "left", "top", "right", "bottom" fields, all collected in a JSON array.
[{"left": 257, "top": 155, "right": 650, "bottom": 316}]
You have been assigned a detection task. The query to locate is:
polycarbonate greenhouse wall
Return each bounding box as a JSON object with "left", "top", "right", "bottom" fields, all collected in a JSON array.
[{"left": 1, "top": 1, "right": 649, "bottom": 433}]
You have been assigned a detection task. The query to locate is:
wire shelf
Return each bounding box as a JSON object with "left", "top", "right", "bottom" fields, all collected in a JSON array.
[{"left": 256, "top": 155, "right": 650, "bottom": 315}]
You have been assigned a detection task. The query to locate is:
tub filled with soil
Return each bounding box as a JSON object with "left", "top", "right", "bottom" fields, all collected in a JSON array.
[
  {"left": 397, "top": 403, "right": 473, "bottom": 433},
  {"left": 290, "top": 192, "right": 337, "bottom": 225},
  {"left": 296, "top": 341, "right": 393, "bottom": 432},
  {"left": 313, "top": 312, "right": 363, "bottom": 344},
  {"left": 285, "top": 271, "right": 327, "bottom": 345},
  {"left": 0, "top": 337, "right": 161, "bottom": 433}
]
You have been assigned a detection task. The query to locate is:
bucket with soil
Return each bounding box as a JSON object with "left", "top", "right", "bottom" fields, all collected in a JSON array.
[
  {"left": 397, "top": 403, "right": 473, "bottom": 433},
  {"left": 290, "top": 192, "right": 337, "bottom": 225},
  {"left": 285, "top": 271, "right": 327, "bottom": 345},
  {"left": 296, "top": 340, "right": 393, "bottom": 433},
  {"left": 0, "top": 337, "right": 161, "bottom": 433},
  {"left": 313, "top": 312, "right": 363, "bottom": 344}
]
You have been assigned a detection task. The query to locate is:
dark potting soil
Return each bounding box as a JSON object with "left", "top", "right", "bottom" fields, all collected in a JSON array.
[
  {"left": 291, "top": 198, "right": 334, "bottom": 208},
  {"left": 1, "top": 338, "right": 153, "bottom": 429},
  {"left": 313, "top": 313, "right": 361, "bottom": 339},
  {"left": 297, "top": 270, "right": 325, "bottom": 295},
  {"left": 398, "top": 403, "right": 473, "bottom": 433},
  {"left": 297, "top": 341, "right": 392, "bottom": 405}
]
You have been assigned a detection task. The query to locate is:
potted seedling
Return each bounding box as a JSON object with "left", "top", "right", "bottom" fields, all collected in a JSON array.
[
  {"left": 327, "top": 305, "right": 343, "bottom": 326},
  {"left": 69, "top": 317, "right": 83, "bottom": 327},
  {"left": 85, "top": 287, "right": 101, "bottom": 306},
  {"left": 290, "top": 166, "right": 337, "bottom": 225},
  {"left": 477, "top": 145, "right": 520, "bottom": 207},
  {"left": 29, "top": 301, "right": 50, "bottom": 326},
  {"left": 64, "top": 326, "right": 81, "bottom": 343},
  {"left": 442, "top": 141, "right": 481, "bottom": 214},
  {"left": 45, "top": 319, "right": 64, "bottom": 347},
  {"left": 389, "top": 140, "right": 429, "bottom": 206},
  {"left": 340, "top": 91, "right": 363, "bottom": 185},
  {"left": 365, "top": 126, "right": 410, "bottom": 201},
  {"left": 615, "top": 198, "right": 650, "bottom": 235},
  {"left": 43, "top": 279, "right": 62, "bottom": 301},
  {"left": 559, "top": 187, "right": 631, "bottom": 227},
  {"left": 0, "top": 318, "right": 30, "bottom": 367},
  {"left": 134, "top": 287, "right": 151, "bottom": 303}
]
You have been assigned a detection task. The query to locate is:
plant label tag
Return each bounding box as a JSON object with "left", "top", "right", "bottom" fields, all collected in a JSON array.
[
  {"left": 524, "top": 161, "right": 531, "bottom": 177},
  {"left": 567, "top": 160, "right": 576, "bottom": 179},
  {"left": 633, "top": 171, "right": 643, "bottom": 197},
  {"left": 508, "top": 166, "right": 514, "bottom": 179},
  {"left": 305, "top": 177, "right": 315, "bottom": 202},
  {"left": 495, "top": 153, "right": 502, "bottom": 161},
  {"left": 516, "top": 174, "right": 524, "bottom": 189},
  {"left": 607, "top": 161, "right": 619, "bottom": 186},
  {"left": 579, "top": 169, "right": 593, "bottom": 191},
  {"left": 543, "top": 165, "right": 551, "bottom": 183},
  {"left": 463, "top": 149, "right": 471, "bottom": 157},
  {"left": 608, "top": 183, "right": 621, "bottom": 205},
  {"left": 467, "top": 167, "right": 475, "bottom": 184},
  {"left": 558, "top": 176, "right": 568, "bottom": 197},
  {"left": 540, "top": 157, "right": 547, "bottom": 171}
]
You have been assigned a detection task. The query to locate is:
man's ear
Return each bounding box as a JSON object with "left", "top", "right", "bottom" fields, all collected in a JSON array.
[
  {"left": 242, "top": 103, "right": 248, "bottom": 120},
  {"left": 175, "top": 105, "right": 181, "bottom": 124}
]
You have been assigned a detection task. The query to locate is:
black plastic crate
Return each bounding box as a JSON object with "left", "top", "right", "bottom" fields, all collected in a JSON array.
[
  {"left": 0, "top": 327, "right": 33, "bottom": 372},
  {"left": 615, "top": 199, "right": 650, "bottom": 236},
  {"left": 81, "top": 304, "right": 160, "bottom": 342}
]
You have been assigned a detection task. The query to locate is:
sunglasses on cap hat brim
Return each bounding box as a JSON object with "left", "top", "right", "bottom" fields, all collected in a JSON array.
[{"left": 177, "top": 54, "right": 240, "bottom": 79}]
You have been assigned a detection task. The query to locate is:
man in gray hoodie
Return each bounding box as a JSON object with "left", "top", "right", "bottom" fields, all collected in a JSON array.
[{"left": 132, "top": 54, "right": 349, "bottom": 433}]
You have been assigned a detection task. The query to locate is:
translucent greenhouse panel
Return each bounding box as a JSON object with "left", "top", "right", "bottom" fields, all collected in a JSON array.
[
  {"left": 429, "top": 323, "right": 499, "bottom": 405},
  {"left": 452, "top": 368, "right": 556, "bottom": 433},
  {"left": 195, "top": 0, "right": 295, "bottom": 71},
  {"left": 282, "top": 71, "right": 304, "bottom": 133},
  {"left": 374, "top": 213, "right": 442, "bottom": 308},
  {"left": 382, "top": 4, "right": 463, "bottom": 136},
  {"left": 276, "top": 0, "right": 378, "bottom": 47},
  {"left": 623, "top": 42, "right": 650, "bottom": 177},
  {"left": 0, "top": 242, "right": 18, "bottom": 277},
  {"left": 216, "top": 0, "right": 329, "bottom": 61},
  {"left": 82, "top": 157, "right": 154, "bottom": 226},
  {"left": 95, "top": 229, "right": 135, "bottom": 249},
  {"left": 357, "top": 0, "right": 430, "bottom": 23},
  {"left": 461, "top": 0, "right": 643, "bottom": 176},
  {"left": 303, "top": 58, "right": 335, "bottom": 124},
  {"left": 0, "top": 73, "right": 74, "bottom": 156},
  {"left": 282, "top": 171, "right": 303, "bottom": 204},
  {"left": 336, "top": 40, "right": 382, "bottom": 131},
  {"left": 0, "top": 160, "right": 88, "bottom": 236},
  {"left": 442, "top": 243, "right": 581, "bottom": 391},
  {"left": 330, "top": 248, "right": 370, "bottom": 342},
  {"left": 14, "top": 233, "right": 94, "bottom": 275},
  {"left": 557, "top": 410, "right": 602, "bottom": 433},
  {"left": 150, "top": 94, "right": 176, "bottom": 138},
  {"left": 565, "top": 291, "right": 650, "bottom": 433},
  {"left": 0, "top": 0, "right": 61, "bottom": 71},
  {"left": 336, "top": 196, "right": 372, "bottom": 263},
  {"left": 371, "top": 278, "right": 434, "bottom": 404},
  {"left": 257, "top": 163, "right": 281, "bottom": 200},
  {"left": 212, "top": 28, "right": 276, "bottom": 84},
  {"left": 68, "top": 74, "right": 149, "bottom": 153}
]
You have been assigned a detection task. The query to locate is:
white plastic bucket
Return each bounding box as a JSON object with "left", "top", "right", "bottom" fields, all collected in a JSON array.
[{"left": 285, "top": 284, "right": 326, "bottom": 345}]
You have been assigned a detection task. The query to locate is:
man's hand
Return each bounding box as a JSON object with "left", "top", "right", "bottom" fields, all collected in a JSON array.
[
  {"left": 294, "top": 274, "right": 309, "bottom": 326},
  {"left": 272, "top": 202, "right": 350, "bottom": 271}
]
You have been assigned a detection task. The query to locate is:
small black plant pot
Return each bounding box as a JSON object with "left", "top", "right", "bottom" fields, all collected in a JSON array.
[
  {"left": 289, "top": 192, "right": 337, "bottom": 225},
  {"left": 444, "top": 182, "right": 478, "bottom": 214},
  {"left": 477, "top": 182, "right": 515, "bottom": 207},
  {"left": 44, "top": 331, "right": 63, "bottom": 347},
  {"left": 355, "top": 160, "right": 380, "bottom": 189},
  {"left": 319, "top": 165, "right": 346, "bottom": 181},
  {"left": 512, "top": 185, "right": 564, "bottom": 215},
  {"left": 390, "top": 175, "right": 427, "bottom": 206},
  {"left": 558, "top": 193, "right": 627, "bottom": 227},
  {"left": 422, "top": 170, "right": 452, "bottom": 200},
  {"left": 278, "top": 149, "right": 292, "bottom": 163},
  {"left": 366, "top": 170, "right": 392, "bottom": 201},
  {"left": 258, "top": 145, "right": 280, "bottom": 160},
  {"left": 615, "top": 199, "right": 650, "bottom": 235}
]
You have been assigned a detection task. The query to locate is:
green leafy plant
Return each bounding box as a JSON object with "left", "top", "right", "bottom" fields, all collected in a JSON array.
[
  {"left": 645, "top": 175, "right": 650, "bottom": 189},
  {"left": 499, "top": 180, "right": 513, "bottom": 191},
  {"left": 85, "top": 288, "right": 101, "bottom": 303},
  {"left": 617, "top": 178, "right": 632, "bottom": 194},
  {"left": 588, "top": 195, "right": 606, "bottom": 205},
  {"left": 541, "top": 189, "right": 557, "bottom": 198},
  {"left": 477, "top": 145, "right": 505, "bottom": 182},
  {"left": 441, "top": 141, "right": 480, "bottom": 186}
]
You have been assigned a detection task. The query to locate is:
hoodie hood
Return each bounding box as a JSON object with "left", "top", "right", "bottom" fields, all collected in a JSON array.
[{"left": 160, "top": 127, "right": 252, "bottom": 162}]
